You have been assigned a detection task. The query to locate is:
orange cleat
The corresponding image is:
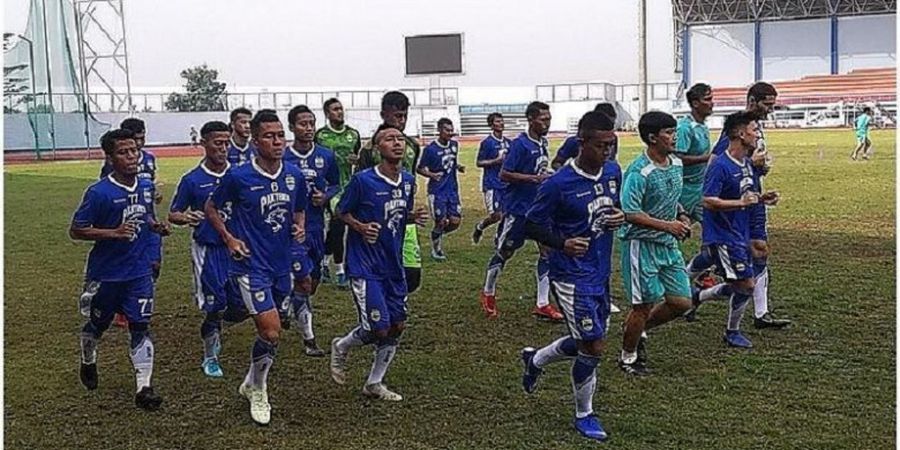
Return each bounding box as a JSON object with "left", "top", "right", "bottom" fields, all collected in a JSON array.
[
  {"left": 479, "top": 291, "right": 498, "bottom": 319},
  {"left": 698, "top": 272, "right": 718, "bottom": 289},
  {"left": 112, "top": 313, "right": 128, "bottom": 329},
  {"left": 532, "top": 304, "right": 564, "bottom": 322}
]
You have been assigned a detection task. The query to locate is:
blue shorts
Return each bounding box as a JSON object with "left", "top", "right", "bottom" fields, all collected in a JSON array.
[
  {"left": 191, "top": 242, "right": 243, "bottom": 314},
  {"left": 550, "top": 280, "right": 610, "bottom": 342},
  {"left": 233, "top": 272, "right": 293, "bottom": 315},
  {"left": 350, "top": 277, "right": 408, "bottom": 331},
  {"left": 82, "top": 275, "right": 155, "bottom": 325},
  {"left": 706, "top": 243, "right": 753, "bottom": 281},
  {"left": 495, "top": 213, "right": 527, "bottom": 253},
  {"left": 483, "top": 188, "right": 504, "bottom": 215},
  {"left": 291, "top": 230, "right": 326, "bottom": 280},
  {"left": 750, "top": 204, "right": 768, "bottom": 241},
  {"left": 428, "top": 193, "right": 461, "bottom": 221}
]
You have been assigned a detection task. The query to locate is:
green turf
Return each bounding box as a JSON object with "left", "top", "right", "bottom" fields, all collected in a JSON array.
[{"left": 5, "top": 129, "right": 895, "bottom": 449}]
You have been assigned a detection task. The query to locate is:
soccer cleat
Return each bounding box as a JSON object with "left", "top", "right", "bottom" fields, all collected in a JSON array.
[
  {"left": 520, "top": 347, "right": 543, "bottom": 394},
  {"left": 134, "top": 386, "right": 163, "bottom": 411},
  {"left": 112, "top": 313, "right": 128, "bottom": 329},
  {"left": 320, "top": 263, "right": 332, "bottom": 284},
  {"left": 698, "top": 272, "right": 718, "bottom": 289},
  {"left": 683, "top": 287, "right": 701, "bottom": 322},
  {"left": 724, "top": 330, "right": 753, "bottom": 349},
  {"left": 239, "top": 382, "right": 271, "bottom": 425},
  {"left": 330, "top": 338, "right": 348, "bottom": 385},
  {"left": 573, "top": 415, "right": 609, "bottom": 442},
  {"left": 753, "top": 312, "right": 791, "bottom": 329},
  {"left": 610, "top": 303, "right": 621, "bottom": 313},
  {"left": 617, "top": 356, "right": 651, "bottom": 377},
  {"left": 201, "top": 358, "right": 224, "bottom": 378},
  {"left": 362, "top": 382, "right": 403, "bottom": 401},
  {"left": 479, "top": 291, "right": 498, "bottom": 319},
  {"left": 532, "top": 304, "right": 564, "bottom": 322},
  {"left": 303, "top": 339, "right": 326, "bottom": 357},
  {"left": 636, "top": 335, "right": 649, "bottom": 365},
  {"left": 80, "top": 363, "right": 98, "bottom": 390},
  {"left": 471, "top": 226, "right": 484, "bottom": 244},
  {"left": 430, "top": 249, "right": 448, "bottom": 262},
  {"left": 334, "top": 273, "right": 349, "bottom": 290}
]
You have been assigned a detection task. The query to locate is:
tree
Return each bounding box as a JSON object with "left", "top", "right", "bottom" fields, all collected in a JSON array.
[
  {"left": 165, "top": 64, "right": 227, "bottom": 112},
  {"left": 3, "top": 33, "right": 32, "bottom": 114}
]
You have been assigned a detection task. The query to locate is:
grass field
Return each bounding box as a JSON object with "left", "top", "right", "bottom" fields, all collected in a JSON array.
[{"left": 5, "top": 129, "right": 896, "bottom": 449}]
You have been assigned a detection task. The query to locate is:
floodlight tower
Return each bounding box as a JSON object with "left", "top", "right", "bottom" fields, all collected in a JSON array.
[{"left": 73, "top": 0, "right": 134, "bottom": 115}]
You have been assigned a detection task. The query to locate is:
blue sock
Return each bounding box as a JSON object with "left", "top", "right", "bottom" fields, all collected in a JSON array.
[
  {"left": 571, "top": 353, "right": 600, "bottom": 418},
  {"left": 246, "top": 337, "right": 277, "bottom": 389},
  {"left": 537, "top": 255, "right": 550, "bottom": 278},
  {"left": 431, "top": 229, "right": 443, "bottom": 252}
]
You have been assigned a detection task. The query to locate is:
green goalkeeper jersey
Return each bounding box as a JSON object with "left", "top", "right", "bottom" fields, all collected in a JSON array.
[{"left": 314, "top": 123, "right": 361, "bottom": 192}]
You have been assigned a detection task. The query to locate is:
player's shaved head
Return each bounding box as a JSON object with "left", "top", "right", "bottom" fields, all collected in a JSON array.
[
  {"left": 578, "top": 111, "right": 614, "bottom": 136},
  {"left": 200, "top": 121, "right": 230, "bottom": 137},
  {"left": 723, "top": 111, "right": 754, "bottom": 139},
  {"left": 593, "top": 103, "right": 617, "bottom": 121},
  {"left": 638, "top": 111, "right": 677, "bottom": 145},
  {"left": 373, "top": 123, "right": 402, "bottom": 144}
]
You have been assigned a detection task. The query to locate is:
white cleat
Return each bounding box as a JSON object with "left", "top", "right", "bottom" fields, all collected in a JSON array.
[
  {"left": 362, "top": 382, "right": 403, "bottom": 401},
  {"left": 239, "top": 382, "right": 271, "bottom": 426},
  {"left": 610, "top": 303, "right": 621, "bottom": 313},
  {"left": 330, "top": 337, "right": 348, "bottom": 385}
]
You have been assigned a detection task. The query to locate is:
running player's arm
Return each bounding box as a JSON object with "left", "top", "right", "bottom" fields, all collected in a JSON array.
[
  {"left": 621, "top": 171, "right": 689, "bottom": 238},
  {"left": 323, "top": 153, "right": 341, "bottom": 201},
  {"left": 500, "top": 142, "right": 542, "bottom": 184},
  {"left": 550, "top": 137, "right": 577, "bottom": 170},
  {"left": 205, "top": 171, "right": 248, "bottom": 256},
  {"left": 416, "top": 146, "right": 441, "bottom": 180},
  {"left": 167, "top": 176, "right": 203, "bottom": 226},
  {"left": 405, "top": 182, "right": 428, "bottom": 226},
  {"left": 292, "top": 171, "right": 309, "bottom": 242},
  {"left": 525, "top": 179, "right": 588, "bottom": 256},
  {"left": 147, "top": 182, "right": 171, "bottom": 236},
  {"left": 674, "top": 121, "right": 709, "bottom": 167},
  {"left": 476, "top": 139, "right": 503, "bottom": 168},
  {"left": 702, "top": 163, "right": 757, "bottom": 211},
  {"left": 69, "top": 187, "right": 135, "bottom": 241},
  {"left": 337, "top": 175, "right": 380, "bottom": 242}
]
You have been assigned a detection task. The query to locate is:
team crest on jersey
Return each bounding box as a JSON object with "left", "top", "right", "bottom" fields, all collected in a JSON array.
[
  {"left": 404, "top": 182, "right": 412, "bottom": 196},
  {"left": 286, "top": 174, "right": 297, "bottom": 191},
  {"left": 293, "top": 261, "right": 302, "bottom": 272},
  {"left": 735, "top": 262, "right": 746, "bottom": 272},
  {"left": 609, "top": 180, "right": 617, "bottom": 194},
  {"left": 370, "top": 309, "right": 381, "bottom": 322},
  {"left": 142, "top": 189, "right": 153, "bottom": 203},
  {"left": 346, "top": 134, "right": 354, "bottom": 141},
  {"left": 314, "top": 156, "right": 324, "bottom": 168},
  {"left": 255, "top": 291, "right": 265, "bottom": 302},
  {"left": 205, "top": 295, "right": 215, "bottom": 305},
  {"left": 580, "top": 317, "right": 594, "bottom": 332}
]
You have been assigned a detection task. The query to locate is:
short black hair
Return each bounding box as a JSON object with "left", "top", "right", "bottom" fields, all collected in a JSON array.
[
  {"left": 373, "top": 123, "right": 401, "bottom": 144},
  {"left": 723, "top": 111, "right": 755, "bottom": 139},
  {"left": 578, "top": 111, "right": 615, "bottom": 138},
  {"left": 593, "top": 103, "right": 617, "bottom": 121},
  {"left": 486, "top": 112, "right": 503, "bottom": 127},
  {"left": 100, "top": 128, "right": 136, "bottom": 155},
  {"left": 437, "top": 117, "right": 453, "bottom": 130},
  {"left": 747, "top": 82, "right": 778, "bottom": 102},
  {"left": 200, "top": 120, "right": 230, "bottom": 137},
  {"left": 230, "top": 107, "right": 253, "bottom": 123},
  {"left": 288, "top": 104, "right": 315, "bottom": 127},
  {"left": 525, "top": 101, "right": 550, "bottom": 120},
  {"left": 637, "top": 111, "right": 677, "bottom": 145},
  {"left": 863, "top": 106, "right": 873, "bottom": 114},
  {"left": 323, "top": 97, "right": 341, "bottom": 112},
  {"left": 686, "top": 83, "right": 712, "bottom": 106},
  {"left": 381, "top": 91, "right": 410, "bottom": 112},
  {"left": 120, "top": 117, "right": 145, "bottom": 134},
  {"left": 250, "top": 110, "right": 281, "bottom": 135}
]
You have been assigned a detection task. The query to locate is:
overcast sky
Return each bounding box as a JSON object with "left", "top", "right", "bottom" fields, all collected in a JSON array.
[{"left": 4, "top": 0, "right": 678, "bottom": 92}]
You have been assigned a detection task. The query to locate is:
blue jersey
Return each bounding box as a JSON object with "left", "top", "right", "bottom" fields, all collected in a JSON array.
[
  {"left": 702, "top": 153, "right": 755, "bottom": 245},
  {"left": 170, "top": 161, "right": 231, "bottom": 246},
  {"left": 283, "top": 143, "right": 340, "bottom": 232},
  {"left": 502, "top": 132, "right": 551, "bottom": 216},
  {"left": 337, "top": 167, "right": 416, "bottom": 280},
  {"left": 476, "top": 134, "right": 510, "bottom": 191},
  {"left": 227, "top": 138, "right": 257, "bottom": 166},
  {"left": 71, "top": 176, "right": 158, "bottom": 282},
  {"left": 526, "top": 161, "right": 621, "bottom": 293},
  {"left": 209, "top": 160, "right": 308, "bottom": 276},
  {"left": 555, "top": 135, "right": 580, "bottom": 163},
  {"left": 419, "top": 140, "right": 460, "bottom": 197},
  {"left": 99, "top": 150, "right": 157, "bottom": 181}
]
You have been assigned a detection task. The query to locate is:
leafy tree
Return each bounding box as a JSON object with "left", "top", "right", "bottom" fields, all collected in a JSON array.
[
  {"left": 3, "top": 33, "right": 32, "bottom": 114},
  {"left": 165, "top": 64, "right": 227, "bottom": 112}
]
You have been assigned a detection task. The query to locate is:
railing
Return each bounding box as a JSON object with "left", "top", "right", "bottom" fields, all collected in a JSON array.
[
  {"left": 535, "top": 81, "right": 682, "bottom": 103},
  {"left": 3, "top": 87, "right": 460, "bottom": 114}
]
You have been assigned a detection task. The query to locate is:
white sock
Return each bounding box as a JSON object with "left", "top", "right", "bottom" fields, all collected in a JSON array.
[
  {"left": 700, "top": 283, "right": 730, "bottom": 303},
  {"left": 620, "top": 350, "right": 637, "bottom": 365},
  {"left": 532, "top": 337, "right": 575, "bottom": 368},
  {"left": 246, "top": 338, "right": 276, "bottom": 390},
  {"left": 573, "top": 372, "right": 596, "bottom": 419},
  {"left": 295, "top": 301, "right": 315, "bottom": 341},
  {"left": 81, "top": 331, "right": 98, "bottom": 364},
  {"left": 753, "top": 268, "right": 769, "bottom": 319},
  {"left": 336, "top": 327, "right": 366, "bottom": 354},
  {"left": 335, "top": 263, "right": 345, "bottom": 276},
  {"left": 535, "top": 273, "right": 550, "bottom": 308},
  {"left": 129, "top": 335, "right": 154, "bottom": 392},
  {"left": 366, "top": 343, "right": 397, "bottom": 386},
  {"left": 727, "top": 293, "right": 752, "bottom": 331},
  {"left": 483, "top": 264, "right": 502, "bottom": 295}
]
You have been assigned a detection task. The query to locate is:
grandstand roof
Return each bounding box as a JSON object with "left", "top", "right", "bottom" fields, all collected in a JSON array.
[{"left": 672, "top": 0, "right": 896, "bottom": 25}]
